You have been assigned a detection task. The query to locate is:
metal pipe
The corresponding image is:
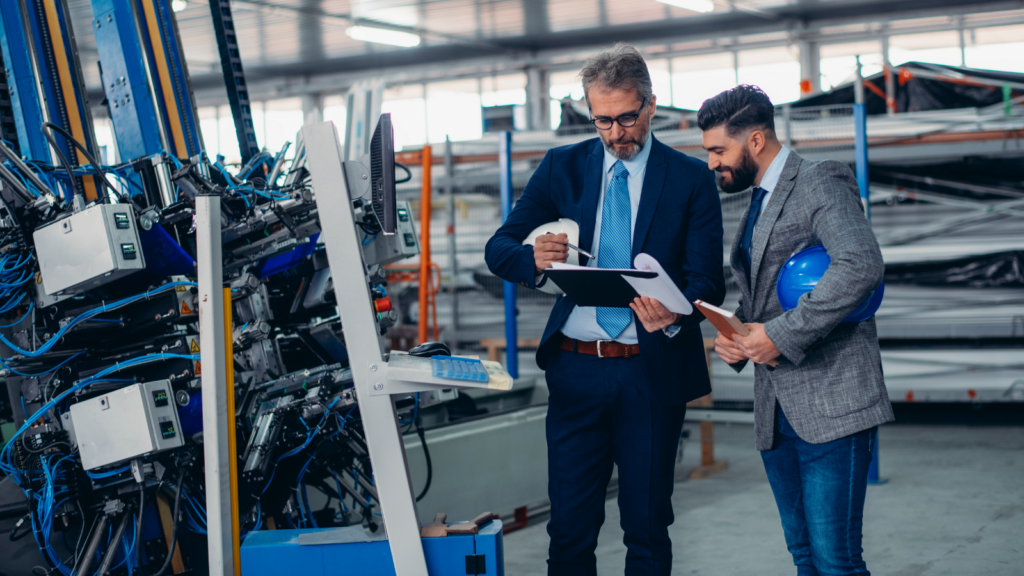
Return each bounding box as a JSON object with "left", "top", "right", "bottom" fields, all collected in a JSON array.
[
  {"left": 75, "top": 513, "right": 111, "bottom": 576},
  {"left": 418, "top": 146, "right": 432, "bottom": 344},
  {"left": 444, "top": 137, "right": 459, "bottom": 331},
  {"left": 0, "top": 141, "right": 57, "bottom": 200},
  {"left": 154, "top": 155, "right": 177, "bottom": 209},
  {"left": 196, "top": 192, "right": 233, "bottom": 576},
  {"left": 224, "top": 287, "right": 241, "bottom": 576},
  {"left": 96, "top": 513, "right": 131, "bottom": 575},
  {"left": 499, "top": 131, "right": 518, "bottom": 379},
  {"left": 782, "top": 104, "right": 793, "bottom": 149},
  {"left": 853, "top": 56, "right": 865, "bottom": 105}
]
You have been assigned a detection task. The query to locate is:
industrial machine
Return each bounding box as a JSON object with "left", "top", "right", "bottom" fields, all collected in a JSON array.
[{"left": 0, "top": 1, "right": 509, "bottom": 575}]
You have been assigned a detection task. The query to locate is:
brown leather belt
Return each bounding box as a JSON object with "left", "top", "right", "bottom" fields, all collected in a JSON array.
[{"left": 560, "top": 337, "right": 640, "bottom": 358}]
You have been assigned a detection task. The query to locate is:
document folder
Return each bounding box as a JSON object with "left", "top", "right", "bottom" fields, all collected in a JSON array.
[{"left": 543, "top": 268, "right": 657, "bottom": 308}]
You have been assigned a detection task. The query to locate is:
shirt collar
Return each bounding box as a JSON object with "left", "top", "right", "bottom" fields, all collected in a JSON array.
[
  {"left": 757, "top": 145, "right": 790, "bottom": 194},
  {"left": 603, "top": 132, "right": 654, "bottom": 177}
]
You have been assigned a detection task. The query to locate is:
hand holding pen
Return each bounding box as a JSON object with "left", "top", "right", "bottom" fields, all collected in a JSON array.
[{"left": 533, "top": 231, "right": 594, "bottom": 274}]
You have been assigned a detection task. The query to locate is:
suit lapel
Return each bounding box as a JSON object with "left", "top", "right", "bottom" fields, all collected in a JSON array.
[
  {"left": 577, "top": 140, "right": 604, "bottom": 266},
  {"left": 631, "top": 137, "right": 666, "bottom": 259},
  {"left": 749, "top": 152, "right": 803, "bottom": 297}
]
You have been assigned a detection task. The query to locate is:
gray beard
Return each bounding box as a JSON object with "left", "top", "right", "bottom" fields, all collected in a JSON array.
[{"left": 602, "top": 127, "right": 650, "bottom": 161}]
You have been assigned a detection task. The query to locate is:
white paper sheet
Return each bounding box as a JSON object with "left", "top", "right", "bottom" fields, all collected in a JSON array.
[{"left": 623, "top": 253, "right": 694, "bottom": 315}]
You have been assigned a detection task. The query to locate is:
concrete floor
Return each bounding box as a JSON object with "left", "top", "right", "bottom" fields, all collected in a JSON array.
[{"left": 503, "top": 421, "right": 1024, "bottom": 575}]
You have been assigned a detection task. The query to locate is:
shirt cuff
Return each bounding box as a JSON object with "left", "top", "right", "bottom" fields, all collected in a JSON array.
[
  {"left": 535, "top": 273, "right": 547, "bottom": 288},
  {"left": 662, "top": 325, "right": 681, "bottom": 338}
]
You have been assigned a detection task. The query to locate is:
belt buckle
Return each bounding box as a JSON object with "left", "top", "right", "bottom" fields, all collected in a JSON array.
[{"left": 596, "top": 339, "right": 614, "bottom": 358}]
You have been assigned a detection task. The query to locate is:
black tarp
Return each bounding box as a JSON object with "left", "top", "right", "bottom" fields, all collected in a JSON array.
[
  {"left": 885, "top": 250, "right": 1024, "bottom": 288},
  {"left": 793, "top": 62, "right": 1024, "bottom": 114}
]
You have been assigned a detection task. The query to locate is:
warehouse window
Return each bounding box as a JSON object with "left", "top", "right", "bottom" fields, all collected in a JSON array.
[
  {"left": 262, "top": 98, "right": 304, "bottom": 157},
  {"left": 382, "top": 84, "right": 426, "bottom": 151},
  {"left": 323, "top": 95, "right": 347, "bottom": 145},
  {"left": 670, "top": 53, "right": 736, "bottom": 111},
  {"left": 646, "top": 59, "right": 673, "bottom": 109},
  {"left": 889, "top": 31, "right": 963, "bottom": 67},
  {"left": 481, "top": 74, "right": 526, "bottom": 107},
  {"left": 218, "top": 104, "right": 243, "bottom": 166},
  {"left": 965, "top": 24, "right": 1024, "bottom": 72},
  {"left": 549, "top": 69, "right": 585, "bottom": 130},
  {"left": 426, "top": 79, "right": 483, "bottom": 143},
  {"left": 738, "top": 47, "right": 801, "bottom": 105},
  {"left": 820, "top": 41, "right": 884, "bottom": 92}
]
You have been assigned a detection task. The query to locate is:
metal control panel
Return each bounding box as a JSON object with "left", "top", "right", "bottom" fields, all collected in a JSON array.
[
  {"left": 64, "top": 380, "right": 184, "bottom": 471},
  {"left": 34, "top": 204, "right": 146, "bottom": 295},
  {"left": 360, "top": 200, "right": 420, "bottom": 267}
]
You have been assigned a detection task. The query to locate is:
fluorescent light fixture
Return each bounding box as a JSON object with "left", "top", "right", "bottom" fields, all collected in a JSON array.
[
  {"left": 346, "top": 25, "right": 421, "bottom": 48},
  {"left": 171, "top": 0, "right": 187, "bottom": 12},
  {"left": 656, "top": 0, "right": 715, "bottom": 13}
]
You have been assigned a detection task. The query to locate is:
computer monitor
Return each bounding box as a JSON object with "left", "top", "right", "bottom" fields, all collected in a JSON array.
[{"left": 370, "top": 113, "right": 396, "bottom": 235}]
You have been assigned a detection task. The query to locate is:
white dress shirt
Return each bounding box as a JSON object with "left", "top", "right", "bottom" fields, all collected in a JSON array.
[
  {"left": 559, "top": 135, "right": 654, "bottom": 344},
  {"left": 756, "top": 145, "right": 790, "bottom": 214}
]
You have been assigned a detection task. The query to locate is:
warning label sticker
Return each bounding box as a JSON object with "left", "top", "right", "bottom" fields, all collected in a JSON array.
[
  {"left": 195, "top": 361, "right": 202, "bottom": 375},
  {"left": 189, "top": 339, "right": 200, "bottom": 353},
  {"left": 181, "top": 300, "right": 192, "bottom": 315}
]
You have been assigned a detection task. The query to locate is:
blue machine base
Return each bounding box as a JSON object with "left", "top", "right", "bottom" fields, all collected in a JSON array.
[{"left": 241, "top": 519, "right": 504, "bottom": 576}]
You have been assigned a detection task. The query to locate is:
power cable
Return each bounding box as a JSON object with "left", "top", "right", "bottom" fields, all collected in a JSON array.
[{"left": 40, "top": 123, "right": 125, "bottom": 204}]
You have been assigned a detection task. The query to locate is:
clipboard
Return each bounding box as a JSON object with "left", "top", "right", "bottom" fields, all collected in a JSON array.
[{"left": 544, "top": 269, "right": 657, "bottom": 308}]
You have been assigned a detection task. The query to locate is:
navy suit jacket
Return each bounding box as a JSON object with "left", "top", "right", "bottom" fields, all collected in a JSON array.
[{"left": 484, "top": 135, "right": 726, "bottom": 406}]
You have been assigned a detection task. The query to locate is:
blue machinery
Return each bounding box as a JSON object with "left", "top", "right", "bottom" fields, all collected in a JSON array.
[{"left": 0, "top": 2, "right": 507, "bottom": 575}]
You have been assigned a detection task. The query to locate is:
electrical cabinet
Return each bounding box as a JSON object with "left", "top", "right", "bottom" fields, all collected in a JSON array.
[
  {"left": 34, "top": 204, "right": 146, "bottom": 295},
  {"left": 64, "top": 380, "right": 183, "bottom": 471}
]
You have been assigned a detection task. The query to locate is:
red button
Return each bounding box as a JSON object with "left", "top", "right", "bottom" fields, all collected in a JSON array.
[{"left": 374, "top": 297, "right": 393, "bottom": 313}]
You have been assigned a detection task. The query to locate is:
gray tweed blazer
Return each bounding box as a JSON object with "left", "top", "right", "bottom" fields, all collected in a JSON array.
[{"left": 729, "top": 150, "right": 895, "bottom": 450}]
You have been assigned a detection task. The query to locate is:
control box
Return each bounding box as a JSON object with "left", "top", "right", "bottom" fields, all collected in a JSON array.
[
  {"left": 63, "top": 380, "right": 183, "bottom": 471},
  {"left": 361, "top": 200, "right": 420, "bottom": 267},
  {"left": 34, "top": 204, "right": 146, "bottom": 296}
]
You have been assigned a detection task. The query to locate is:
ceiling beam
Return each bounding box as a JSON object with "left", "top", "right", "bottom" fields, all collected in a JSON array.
[{"left": 185, "top": 0, "right": 1018, "bottom": 87}]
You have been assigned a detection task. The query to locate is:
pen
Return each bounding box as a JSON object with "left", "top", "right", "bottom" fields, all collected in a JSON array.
[{"left": 545, "top": 231, "right": 595, "bottom": 260}]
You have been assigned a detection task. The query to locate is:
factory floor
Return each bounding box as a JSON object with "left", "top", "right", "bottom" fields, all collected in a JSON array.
[{"left": 503, "top": 410, "right": 1024, "bottom": 576}]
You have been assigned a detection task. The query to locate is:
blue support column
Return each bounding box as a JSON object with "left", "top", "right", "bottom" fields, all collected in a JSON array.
[
  {"left": 0, "top": 0, "right": 50, "bottom": 160},
  {"left": 853, "top": 103, "right": 870, "bottom": 220},
  {"left": 91, "top": 0, "right": 166, "bottom": 162},
  {"left": 856, "top": 102, "right": 886, "bottom": 485},
  {"left": 498, "top": 131, "right": 518, "bottom": 379}
]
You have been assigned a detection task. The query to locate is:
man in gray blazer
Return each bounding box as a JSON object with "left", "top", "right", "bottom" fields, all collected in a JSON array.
[{"left": 699, "top": 85, "right": 894, "bottom": 576}]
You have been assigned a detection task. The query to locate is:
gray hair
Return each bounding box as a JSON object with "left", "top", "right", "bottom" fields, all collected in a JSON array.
[{"left": 579, "top": 43, "right": 653, "bottom": 104}]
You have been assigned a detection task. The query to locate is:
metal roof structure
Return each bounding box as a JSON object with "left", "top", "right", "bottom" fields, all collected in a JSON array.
[{"left": 64, "top": 0, "right": 1024, "bottom": 106}]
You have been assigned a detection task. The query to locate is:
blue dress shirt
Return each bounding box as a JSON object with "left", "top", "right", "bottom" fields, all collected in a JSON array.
[{"left": 560, "top": 135, "right": 653, "bottom": 344}]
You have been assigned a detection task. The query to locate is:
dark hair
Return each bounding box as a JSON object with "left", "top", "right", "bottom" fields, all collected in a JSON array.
[
  {"left": 697, "top": 85, "right": 775, "bottom": 136},
  {"left": 579, "top": 43, "right": 653, "bottom": 104}
]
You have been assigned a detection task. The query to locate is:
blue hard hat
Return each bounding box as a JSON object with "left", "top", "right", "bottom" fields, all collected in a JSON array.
[{"left": 776, "top": 245, "right": 884, "bottom": 323}]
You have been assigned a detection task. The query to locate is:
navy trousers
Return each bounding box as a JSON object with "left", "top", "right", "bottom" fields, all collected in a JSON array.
[
  {"left": 544, "top": 347, "right": 687, "bottom": 576},
  {"left": 761, "top": 407, "right": 875, "bottom": 576}
]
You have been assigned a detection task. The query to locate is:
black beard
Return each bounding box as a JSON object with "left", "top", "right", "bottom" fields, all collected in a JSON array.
[{"left": 717, "top": 147, "right": 759, "bottom": 193}]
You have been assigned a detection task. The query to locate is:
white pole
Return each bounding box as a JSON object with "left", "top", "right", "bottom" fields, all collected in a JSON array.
[{"left": 196, "top": 193, "right": 233, "bottom": 576}]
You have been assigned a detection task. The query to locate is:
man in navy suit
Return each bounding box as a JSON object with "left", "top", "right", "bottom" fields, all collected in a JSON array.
[{"left": 485, "top": 43, "right": 725, "bottom": 576}]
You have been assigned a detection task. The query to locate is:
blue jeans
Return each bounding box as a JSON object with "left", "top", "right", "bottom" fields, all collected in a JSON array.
[
  {"left": 544, "top": 348, "right": 687, "bottom": 576},
  {"left": 761, "top": 407, "right": 876, "bottom": 576}
]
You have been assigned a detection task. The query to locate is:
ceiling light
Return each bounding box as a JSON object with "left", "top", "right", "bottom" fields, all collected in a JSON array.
[
  {"left": 656, "top": 0, "right": 715, "bottom": 13},
  {"left": 171, "top": 0, "right": 187, "bottom": 12},
  {"left": 346, "top": 25, "right": 421, "bottom": 48}
]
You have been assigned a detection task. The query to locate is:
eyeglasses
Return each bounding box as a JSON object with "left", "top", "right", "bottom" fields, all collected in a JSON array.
[{"left": 589, "top": 97, "right": 647, "bottom": 130}]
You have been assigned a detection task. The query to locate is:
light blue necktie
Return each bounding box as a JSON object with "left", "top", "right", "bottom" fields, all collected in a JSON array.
[{"left": 596, "top": 161, "right": 632, "bottom": 339}]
